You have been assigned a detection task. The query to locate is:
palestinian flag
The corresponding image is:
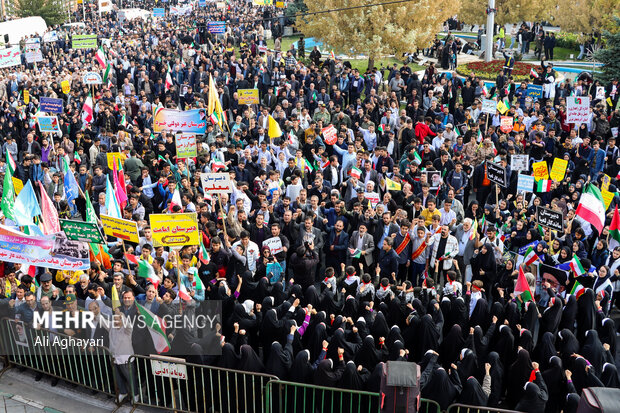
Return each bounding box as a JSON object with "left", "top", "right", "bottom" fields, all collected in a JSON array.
[
  {"left": 348, "top": 248, "right": 361, "bottom": 259},
  {"left": 569, "top": 255, "right": 586, "bottom": 276},
  {"left": 610, "top": 206, "right": 620, "bottom": 244},
  {"left": 576, "top": 184, "right": 606, "bottom": 234},
  {"left": 350, "top": 166, "right": 362, "bottom": 180},
  {"left": 136, "top": 303, "right": 170, "bottom": 354},
  {"left": 82, "top": 93, "right": 94, "bottom": 124},
  {"left": 530, "top": 68, "right": 539, "bottom": 78},
  {"left": 570, "top": 280, "right": 585, "bottom": 300},
  {"left": 74, "top": 151, "right": 81, "bottom": 164},
  {"left": 536, "top": 179, "right": 552, "bottom": 192},
  {"left": 95, "top": 46, "right": 107, "bottom": 69},
  {"left": 537, "top": 224, "right": 545, "bottom": 237},
  {"left": 455, "top": 126, "right": 461, "bottom": 137},
  {"left": 523, "top": 246, "right": 539, "bottom": 266},
  {"left": 515, "top": 265, "right": 534, "bottom": 307},
  {"left": 125, "top": 253, "right": 160, "bottom": 287},
  {"left": 199, "top": 239, "right": 210, "bottom": 264}
]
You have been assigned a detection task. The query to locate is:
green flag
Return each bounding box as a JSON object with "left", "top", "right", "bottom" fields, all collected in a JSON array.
[{"left": 1, "top": 164, "right": 16, "bottom": 221}]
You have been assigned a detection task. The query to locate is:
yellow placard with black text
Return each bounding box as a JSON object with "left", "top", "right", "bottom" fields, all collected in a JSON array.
[
  {"left": 100, "top": 215, "right": 140, "bottom": 243},
  {"left": 149, "top": 213, "right": 199, "bottom": 247}
]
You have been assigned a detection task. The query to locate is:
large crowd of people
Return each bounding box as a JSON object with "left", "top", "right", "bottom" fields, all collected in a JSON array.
[{"left": 0, "top": 2, "right": 619, "bottom": 411}]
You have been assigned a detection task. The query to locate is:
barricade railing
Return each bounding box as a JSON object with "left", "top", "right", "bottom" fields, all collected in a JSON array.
[
  {"left": 128, "top": 354, "right": 278, "bottom": 413},
  {"left": 265, "top": 380, "right": 442, "bottom": 413},
  {"left": 446, "top": 404, "right": 522, "bottom": 413},
  {"left": 0, "top": 317, "right": 118, "bottom": 397}
]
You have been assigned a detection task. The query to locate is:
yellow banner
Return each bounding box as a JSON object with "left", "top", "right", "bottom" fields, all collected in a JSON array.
[
  {"left": 61, "top": 80, "right": 71, "bottom": 94},
  {"left": 12, "top": 177, "right": 23, "bottom": 195},
  {"left": 549, "top": 158, "right": 568, "bottom": 182},
  {"left": 602, "top": 174, "right": 611, "bottom": 192},
  {"left": 23, "top": 90, "right": 29, "bottom": 104},
  {"left": 602, "top": 190, "right": 615, "bottom": 210},
  {"left": 107, "top": 152, "right": 126, "bottom": 170},
  {"left": 101, "top": 215, "right": 140, "bottom": 243},
  {"left": 237, "top": 89, "right": 260, "bottom": 105},
  {"left": 532, "top": 161, "right": 549, "bottom": 181},
  {"left": 149, "top": 213, "right": 199, "bottom": 247}
]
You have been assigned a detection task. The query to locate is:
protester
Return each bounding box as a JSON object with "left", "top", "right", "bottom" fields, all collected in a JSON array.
[{"left": 0, "top": 8, "right": 618, "bottom": 412}]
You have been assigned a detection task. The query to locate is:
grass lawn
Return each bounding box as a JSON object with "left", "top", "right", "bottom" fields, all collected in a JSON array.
[{"left": 267, "top": 35, "right": 423, "bottom": 72}]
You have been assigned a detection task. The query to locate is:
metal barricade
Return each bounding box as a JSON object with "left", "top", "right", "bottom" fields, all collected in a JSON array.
[
  {"left": 265, "top": 380, "right": 441, "bottom": 413},
  {"left": 128, "top": 354, "right": 278, "bottom": 413},
  {"left": 446, "top": 404, "right": 521, "bottom": 413},
  {"left": 0, "top": 317, "right": 118, "bottom": 397}
]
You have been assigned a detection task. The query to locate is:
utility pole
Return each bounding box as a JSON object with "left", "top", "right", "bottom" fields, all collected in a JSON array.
[{"left": 485, "top": 0, "right": 495, "bottom": 62}]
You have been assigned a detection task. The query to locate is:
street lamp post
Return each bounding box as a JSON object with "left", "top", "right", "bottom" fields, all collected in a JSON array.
[{"left": 485, "top": 0, "right": 495, "bottom": 62}]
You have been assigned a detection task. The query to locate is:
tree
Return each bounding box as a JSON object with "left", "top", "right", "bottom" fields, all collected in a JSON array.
[
  {"left": 458, "top": 0, "right": 553, "bottom": 26},
  {"left": 297, "top": 0, "right": 455, "bottom": 70},
  {"left": 12, "top": 0, "right": 66, "bottom": 26},
  {"left": 594, "top": 18, "right": 620, "bottom": 83},
  {"left": 286, "top": 0, "right": 307, "bottom": 19},
  {"left": 553, "top": 0, "right": 620, "bottom": 34}
]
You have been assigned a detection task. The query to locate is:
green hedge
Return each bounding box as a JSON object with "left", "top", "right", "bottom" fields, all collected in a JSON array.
[{"left": 555, "top": 32, "right": 580, "bottom": 49}]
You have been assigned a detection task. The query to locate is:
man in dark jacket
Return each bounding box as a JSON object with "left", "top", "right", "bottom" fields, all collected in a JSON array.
[
  {"left": 290, "top": 243, "right": 319, "bottom": 290},
  {"left": 325, "top": 219, "right": 349, "bottom": 269}
]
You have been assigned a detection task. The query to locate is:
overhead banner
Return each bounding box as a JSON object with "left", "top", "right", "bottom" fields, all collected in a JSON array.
[
  {"left": 175, "top": 133, "right": 198, "bottom": 158},
  {"left": 566, "top": 97, "right": 590, "bottom": 124},
  {"left": 60, "top": 219, "right": 105, "bottom": 244},
  {"left": 100, "top": 215, "right": 140, "bottom": 243},
  {"left": 37, "top": 116, "right": 60, "bottom": 133},
  {"left": 0, "top": 226, "right": 89, "bottom": 270},
  {"left": 0, "top": 46, "right": 22, "bottom": 68},
  {"left": 149, "top": 213, "right": 199, "bottom": 247},
  {"left": 200, "top": 172, "right": 234, "bottom": 193},
  {"left": 153, "top": 108, "right": 207, "bottom": 134},
  {"left": 98, "top": 0, "right": 113, "bottom": 12},
  {"left": 40, "top": 97, "right": 63, "bottom": 114},
  {"left": 71, "top": 34, "right": 98, "bottom": 49},
  {"left": 170, "top": 5, "right": 192, "bottom": 15},
  {"left": 153, "top": 7, "right": 165, "bottom": 17},
  {"left": 237, "top": 89, "right": 259, "bottom": 104}
]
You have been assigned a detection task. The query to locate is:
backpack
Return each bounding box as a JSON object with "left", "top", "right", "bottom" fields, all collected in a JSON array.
[
  {"left": 380, "top": 361, "right": 421, "bottom": 413},
  {"left": 577, "top": 388, "right": 620, "bottom": 413}
]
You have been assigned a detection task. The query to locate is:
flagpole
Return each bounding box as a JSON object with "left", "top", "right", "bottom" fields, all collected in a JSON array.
[
  {"left": 175, "top": 248, "right": 183, "bottom": 316},
  {"left": 217, "top": 195, "right": 228, "bottom": 241}
]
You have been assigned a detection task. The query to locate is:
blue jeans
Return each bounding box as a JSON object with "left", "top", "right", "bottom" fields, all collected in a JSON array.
[{"left": 411, "top": 262, "right": 426, "bottom": 287}]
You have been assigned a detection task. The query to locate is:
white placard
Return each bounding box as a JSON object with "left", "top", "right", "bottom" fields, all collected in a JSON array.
[
  {"left": 510, "top": 154, "right": 529, "bottom": 172},
  {"left": 566, "top": 97, "right": 590, "bottom": 124},
  {"left": 263, "top": 237, "right": 283, "bottom": 255},
  {"left": 150, "top": 359, "right": 187, "bottom": 380},
  {"left": 482, "top": 99, "right": 496, "bottom": 114},
  {"left": 200, "top": 172, "right": 234, "bottom": 194}
]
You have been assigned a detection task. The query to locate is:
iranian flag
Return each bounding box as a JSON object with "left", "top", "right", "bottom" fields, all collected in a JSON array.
[
  {"left": 303, "top": 158, "right": 314, "bottom": 172},
  {"left": 212, "top": 159, "right": 227, "bottom": 172},
  {"left": 576, "top": 184, "right": 606, "bottom": 234},
  {"left": 178, "top": 283, "right": 193, "bottom": 301},
  {"left": 413, "top": 150, "right": 422, "bottom": 165},
  {"left": 570, "top": 280, "right": 585, "bottom": 300},
  {"left": 569, "top": 255, "right": 586, "bottom": 276},
  {"left": 165, "top": 64, "right": 173, "bottom": 92},
  {"left": 350, "top": 166, "right": 362, "bottom": 179},
  {"left": 169, "top": 186, "right": 182, "bottom": 212},
  {"left": 536, "top": 179, "right": 552, "bottom": 192},
  {"left": 514, "top": 265, "right": 534, "bottom": 306},
  {"left": 125, "top": 253, "right": 160, "bottom": 287},
  {"left": 609, "top": 206, "right": 620, "bottom": 244},
  {"left": 199, "top": 239, "right": 210, "bottom": 264},
  {"left": 530, "top": 68, "right": 539, "bottom": 78},
  {"left": 95, "top": 46, "right": 107, "bottom": 69},
  {"left": 5, "top": 148, "right": 16, "bottom": 175},
  {"left": 523, "top": 246, "right": 539, "bottom": 266},
  {"left": 103, "top": 63, "right": 112, "bottom": 86},
  {"left": 482, "top": 84, "right": 489, "bottom": 96},
  {"left": 136, "top": 303, "right": 170, "bottom": 353},
  {"left": 82, "top": 93, "right": 94, "bottom": 124},
  {"left": 477, "top": 129, "right": 483, "bottom": 143}
]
